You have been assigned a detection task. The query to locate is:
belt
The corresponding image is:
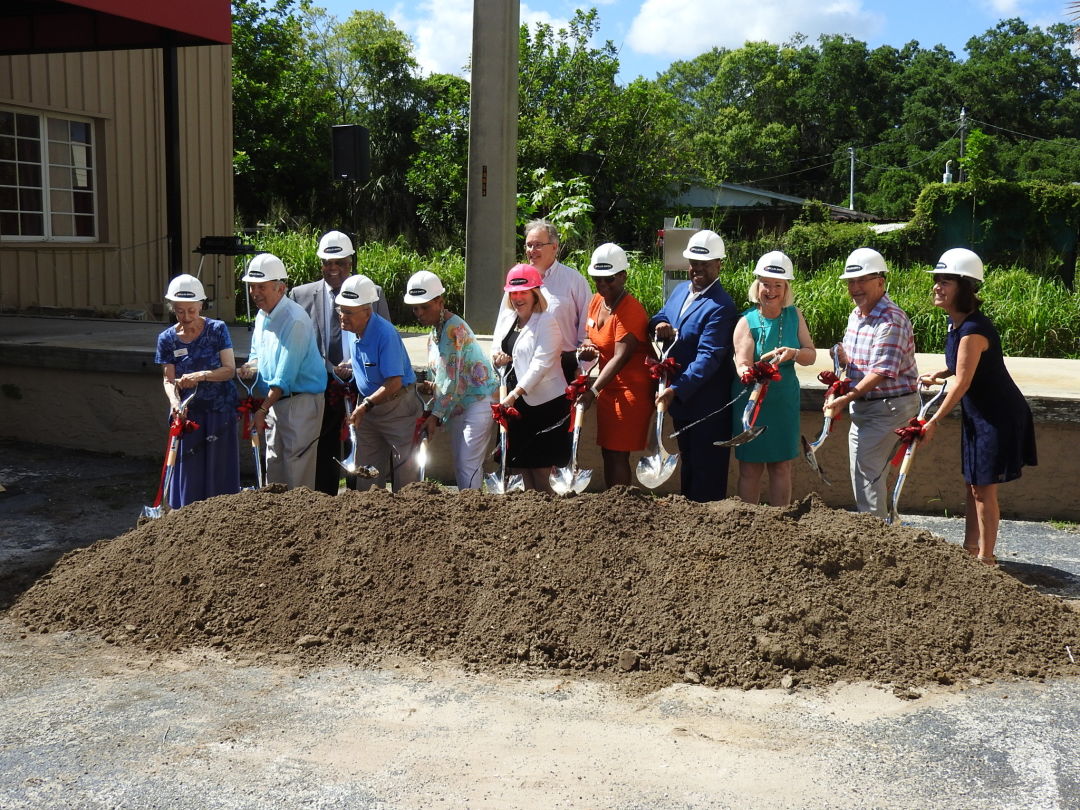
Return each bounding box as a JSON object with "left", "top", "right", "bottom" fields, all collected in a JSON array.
[{"left": 863, "top": 391, "right": 917, "bottom": 401}]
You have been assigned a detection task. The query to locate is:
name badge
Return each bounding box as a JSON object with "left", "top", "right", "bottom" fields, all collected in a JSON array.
[{"left": 174, "top": 348, "right": 188, "bottom": 358}]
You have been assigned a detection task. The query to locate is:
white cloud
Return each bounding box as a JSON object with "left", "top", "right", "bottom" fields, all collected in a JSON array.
[
  {"left": 626, "top": 0, "right": 884, "bottom": 56},
  {"left": 981, "top": 0, "right": 1023, "bottom": 13}
]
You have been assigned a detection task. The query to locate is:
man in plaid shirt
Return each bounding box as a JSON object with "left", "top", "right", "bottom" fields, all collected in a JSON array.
[{"left": 825, "top": 248, "right": 919, "bottom": 518}]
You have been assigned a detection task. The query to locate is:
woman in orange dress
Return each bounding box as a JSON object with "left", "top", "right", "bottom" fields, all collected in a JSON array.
[{"left": 577, "top": 243, "right": 654, "bottom": 487}]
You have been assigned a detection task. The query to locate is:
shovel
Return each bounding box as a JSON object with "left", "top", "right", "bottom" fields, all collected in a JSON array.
[
  {"left": 801, "top": 344, "right": 847, "bottom": 485},
  {"left": 142, "top": 385, "right": 199, "bottom": 519},
  {"left": 716, "top": 361, "right": 779, "bottom": 448},
  {"left": 413, "top": 378, "right": 434, "bottom": 482},
  {"left": 337, "top": 388, "right": 380, "bottom": 479},
  {"left": 550, "top": 350, "right": 599, "bottom": 495},
  {"left": 236, "top": 376, "right": 265, "bottom": 490},
  {"left": 484, "top": 365, "right": 525, "bottom": 494},
  {"left": 887, "top": 381, "right": 949, "bottom": 525},
  {"left": 635, "top": 337, "right": 680, "bottom": 489}
]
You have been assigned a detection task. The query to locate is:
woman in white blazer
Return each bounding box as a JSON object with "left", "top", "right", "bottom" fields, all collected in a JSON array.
[{"left": 491, "top": 263, "right": 572, "bottom": 491}]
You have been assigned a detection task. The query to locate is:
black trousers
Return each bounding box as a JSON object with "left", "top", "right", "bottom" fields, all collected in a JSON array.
[{"left": 314, "top": 385, "right": 352, "bottom": 495}]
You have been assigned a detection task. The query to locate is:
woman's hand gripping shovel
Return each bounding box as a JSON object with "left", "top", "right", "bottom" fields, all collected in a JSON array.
[
  {"left": 886, "top": 380, "right": 948, "bottom": 525},
  {"left": 142, "top": 384, "right": 199, "bottom": 519},
  {"left": 236, "top": 375, "right": 266, "bottom": 490},
  {"left": 485, "top": 364, "right": 525, "bottom": 494},
  {"left": 801, "top": 344, "right": 849, "bottom": 484},
  {"left": 716, "top": 360, "right": 780, "bottom": 448},
  {"left": 550, "top": 349, "right": 599, "bottom": 495},
  {"left": 636, "top": 336, "right": 681, "bottom": 489}
]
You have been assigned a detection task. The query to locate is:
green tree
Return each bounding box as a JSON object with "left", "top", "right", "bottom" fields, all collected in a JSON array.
[{"left": 231, "top": 0, "right": 336, "bottom": 225}]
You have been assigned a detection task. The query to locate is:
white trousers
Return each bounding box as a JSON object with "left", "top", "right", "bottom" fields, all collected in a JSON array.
[
  {"left": 265, "top": 392, "right": 324, "bottom": 491},
  {"left": 848, "top": 394, "right": 920, "bottom": 519},
  {"left": 446, "top": 398, "right": 496, "bottom": 490}
]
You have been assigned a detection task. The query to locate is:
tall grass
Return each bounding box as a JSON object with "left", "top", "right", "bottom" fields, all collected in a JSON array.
[{"left": 238, "top": 231, "right": 1080, "bottom": 358}]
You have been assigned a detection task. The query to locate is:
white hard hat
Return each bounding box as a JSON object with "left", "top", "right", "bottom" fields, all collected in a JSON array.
[
  {"left": 165, "top": 273, "right": 206, "bottom": 302},
  {"left": 682, "top": 229, "right": 726, "bottom": 261},
  {"left": 335, "top": 273, "right": 379, "bottom": 307},
  {"left": 840, "top": 247, "right": 888, "bottom": 279},
  {"left": 241, "top": 253, "right": 288, "bottom": 283},
  {"left": 753, "top": 251, "right": 794, "bottom": 281},
  {"left": 317, "top": 230, "right": 355, "bottom": 259},
  {"left": 588, "top": 243, "right": 629, "bottom": 277},
  {"left": 930, "top": 248, "right": 984, "bottom": 283},
  {"left": 403, "top": 270, "right": 445, "bottom": 304}
]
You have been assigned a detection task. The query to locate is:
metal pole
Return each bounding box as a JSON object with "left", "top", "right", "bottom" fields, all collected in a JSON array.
[
  {"left": 958, "top": 107, "right": 967, "bottom": 183},
  {"left": 163, "top": 46, "right": 183, "bottom": 281},
  {"left": 848, "top": 146, "right": 855, "bottom": 210}
]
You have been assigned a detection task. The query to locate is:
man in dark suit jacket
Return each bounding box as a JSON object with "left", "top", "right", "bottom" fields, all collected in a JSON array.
[
  {"left": 648, "top": 229, "right": 738, "bottom": 502},
  {"left": 288, "top": 230, "right": 391, "bottom": 494}
]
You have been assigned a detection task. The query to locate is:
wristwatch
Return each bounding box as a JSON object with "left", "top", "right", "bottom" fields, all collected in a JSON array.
[{"left": 362, "top": 397, "right": 375, "bottom": 411}]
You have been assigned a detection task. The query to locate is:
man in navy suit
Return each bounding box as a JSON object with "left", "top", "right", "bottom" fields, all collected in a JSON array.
[{"left": 648, "top": 229, "right": 739, "bottom": 502}]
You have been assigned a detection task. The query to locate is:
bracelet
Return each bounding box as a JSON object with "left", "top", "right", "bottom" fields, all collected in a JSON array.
[
  {"left": 362, "top": 397, "right": 375, "bottom": 411},
  {"left": 590, "top": 386, "right": 601, "bottom": 396},
  {"left": 257, "top": 406, "right": 268, "bottom": 414}
]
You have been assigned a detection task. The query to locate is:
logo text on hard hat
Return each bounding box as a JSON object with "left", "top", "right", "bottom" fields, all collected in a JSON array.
[
  {"left": 342, "top": 291, "right": 358, "bottom": 299},
  {"left": 845, "top": 265, "right": 862, "bottom": 273},
  {"left": 325, "top": 246, "right": 342, "bottom": 254},
  {"left": 176, "top": 291, "right": 195, "bottom": 298},
  {"left": 934, "top": 262, "right": 948, "bottom": 270},
  {"left": 249, "top": 271, "right": 265, "bottom": 278},
  {"left": 763, "top": 265, "right": 785, "bottom": 274},
  {"left": 690, "top": 246, "right": 708, "bottom": 254},
  {"left": 509, "top": 278, "right": 527, "bottom": 286},
  {"left": 594, "top": 262, "right": 612, "bottom": 271},
  {"left": 409, "top": 287, "right": 427, "bottom": 295}
]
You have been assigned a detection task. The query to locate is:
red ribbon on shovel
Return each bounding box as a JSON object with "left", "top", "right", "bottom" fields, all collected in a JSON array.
[
  {"left": 741, "top": 360, "right": 781, "bottom": 386},
  {"left": 151, "top": 411, "right": 200, "bottom": 508},
  {"left": 490, "top": 402, "right": 521, "bottom": 429},
  {"left": 236, "top": 395, "right": 264, "bottom": 437},
  {"left": 890, "top": 418, "right": 927, "bottom": 466},
  {"left": 412, "top": 409, "right": 434, "bottom": 445},
  {"left": 564, "top": 374, "right": 591, "bottom": 432},
  {"left": 645, "top": 355, "right": 681, "bottom": 383}
]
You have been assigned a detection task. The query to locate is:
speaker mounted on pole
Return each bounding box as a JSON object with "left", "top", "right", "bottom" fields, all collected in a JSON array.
[{"left": 331, "top": 124, "right": 370, "bottom": 183}]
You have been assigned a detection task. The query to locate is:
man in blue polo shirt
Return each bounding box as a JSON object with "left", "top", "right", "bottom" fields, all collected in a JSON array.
[
  {"left": 335, "top": 273, "right": 421, "bottom": 491},
  {"left": 237, "top": 253, "right": 326, "bottom": 490}
]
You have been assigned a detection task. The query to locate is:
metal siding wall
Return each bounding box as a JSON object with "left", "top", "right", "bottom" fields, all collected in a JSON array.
[{"left": 0, "top": 46, "right": 230, "bottom": 317}]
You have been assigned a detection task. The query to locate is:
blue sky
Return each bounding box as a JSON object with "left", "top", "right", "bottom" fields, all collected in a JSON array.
[{"left": 314, "top": 0, "right": 1074, "bottom": 82}]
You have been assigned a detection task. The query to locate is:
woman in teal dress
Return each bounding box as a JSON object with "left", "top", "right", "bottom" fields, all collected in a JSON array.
[{"left": 731, "top": 251, "right": 817, "bottom": 505}]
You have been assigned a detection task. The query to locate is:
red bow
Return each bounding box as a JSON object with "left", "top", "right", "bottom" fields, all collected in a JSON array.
[
  {"left": 565, "top": 374, "right": 590, "bottom": 401},
  {"left": 326, "top": 378, "right": 350, "bottom": 408},
  {"left": 891, "top": 418, "right": 926, "bottom": 465},
  {"left": 818, "top": 370, "right": 852, "bottom": 398},
  {"left": 646, "top": 356, "right": 681, "bottom": 383},
  {"left": 490, "top": 402, "right": 521, "bottom": 428},
  {"left": 740, "top": 360, "right": 781, "bottom": 386},
  {"left": 152, "top": 411, "right": 200, "bottom": 508},
  {"left": 412, "top": 410, "right": 433, "bottom": 445},
  {"left": 236, "top": 395, "right": 264, "bottom": 437}
]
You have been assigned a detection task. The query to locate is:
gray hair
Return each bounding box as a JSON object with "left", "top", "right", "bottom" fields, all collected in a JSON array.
[{"left": 524, "top": 220, "right": 559, "bottom": 244}]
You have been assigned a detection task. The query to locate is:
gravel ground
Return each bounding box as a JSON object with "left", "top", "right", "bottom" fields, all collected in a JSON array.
[{"left": 1, "top": 440, "right": 1079, "bottom": 809}]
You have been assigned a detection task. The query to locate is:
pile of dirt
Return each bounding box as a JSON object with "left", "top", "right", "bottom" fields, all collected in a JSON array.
[{"left": 10, "top": 485, "right": 1080, "bottom": 690}]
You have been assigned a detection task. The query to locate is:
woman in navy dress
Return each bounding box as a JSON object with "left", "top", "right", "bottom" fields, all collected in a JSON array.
[
  {"left": 154, "top": 274, "right": 241, "bottom": 507},
  {"left": 919, "top": 249, "right": 1037, "bottom": 566}
]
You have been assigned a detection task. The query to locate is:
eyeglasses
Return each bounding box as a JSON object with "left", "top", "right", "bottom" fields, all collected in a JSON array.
[{"left": 525, "top": 242, "right": 553, "bottom": 250}]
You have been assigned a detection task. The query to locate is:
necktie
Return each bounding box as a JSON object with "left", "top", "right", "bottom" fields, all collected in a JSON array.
[{"left": 327, "top": 288, "right": 343, "bottom": 366}]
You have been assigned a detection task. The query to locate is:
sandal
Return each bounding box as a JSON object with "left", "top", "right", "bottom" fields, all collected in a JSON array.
[{"left": 977, "top": 555, "right": 997, "bottom": 567}]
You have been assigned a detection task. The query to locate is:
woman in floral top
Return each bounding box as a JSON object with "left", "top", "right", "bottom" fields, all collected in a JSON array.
[{"left": 404, "top": 270, "right": 497, "bottom": 489}]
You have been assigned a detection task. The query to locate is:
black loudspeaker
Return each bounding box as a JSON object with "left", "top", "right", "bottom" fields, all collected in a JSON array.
[{"left": 331, "top": 124, "right": 370, "bottom": 182}]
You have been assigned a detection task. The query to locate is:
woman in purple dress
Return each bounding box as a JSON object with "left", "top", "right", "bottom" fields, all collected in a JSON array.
[
  {"left": 154, "top": 274, "right": 240, "bottom": 507},
  {"left": 919, "top": 249, "right": 1037, "bottom": 566}
]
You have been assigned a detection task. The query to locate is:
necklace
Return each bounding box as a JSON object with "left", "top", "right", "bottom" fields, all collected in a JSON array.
[
  {"left": 602, "top": 290, "right": 626, "bottom": 314},
  {"left": 756, "top": 307, "right": 784, "bottom": 360}
]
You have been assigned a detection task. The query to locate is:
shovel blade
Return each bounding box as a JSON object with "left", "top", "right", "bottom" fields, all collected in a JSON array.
[
  {"left": 550, "top": 466, "right": 592, "bottom": 496},
  {"left": 801, "top": 436, "right": 832, "bottom": 486},
  {"left": 484, "top": 472, "right": 525, "bottom": 494},
  {"left": 715, "top": 425, "right": 766, "bottom": 448},
  {"left": 635, "top": 451, "right": 679, "bottom": 489},
  {"left": 141, "top": 504, "right": 164, "bottom": 519},
  {"left": 336, "top": 459, "right": 379, "bottom": 478}
]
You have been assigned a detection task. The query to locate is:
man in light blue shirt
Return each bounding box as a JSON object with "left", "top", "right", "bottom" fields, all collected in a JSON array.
[
  {"left": 237, "top": 253, "right": 326, "bottom": 490},
  {"left": 335, "top": 274, "right": 421, "bottom": 491}
]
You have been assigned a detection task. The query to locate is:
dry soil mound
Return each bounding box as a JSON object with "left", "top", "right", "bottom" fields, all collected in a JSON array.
[{"left": 11, "top": 485, "right": 1080, "bottom": 690}]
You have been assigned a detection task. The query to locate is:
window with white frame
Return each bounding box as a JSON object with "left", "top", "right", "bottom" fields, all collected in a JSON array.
[{"left": 0, "top": 107, "right": 98, "bottom": 241}]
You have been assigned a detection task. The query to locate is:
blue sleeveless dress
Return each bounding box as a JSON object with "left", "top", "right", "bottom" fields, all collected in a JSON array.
[
  {"left": 730, "top": 306, "right": 801, "bottom": 463},
  {"left": 945, "top": 311, "right": 1036, "bottom": 485}
]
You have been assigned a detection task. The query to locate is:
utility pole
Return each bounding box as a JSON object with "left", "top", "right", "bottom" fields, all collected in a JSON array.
[
  {"left": 848, "top": 146, "right": 855, "bottom": 210},
  {"left": 463, "top": 0, "right": 520, "bottom": 334},
  {"left": 958, "top": 106, "right": 967, "bottom": 183}
]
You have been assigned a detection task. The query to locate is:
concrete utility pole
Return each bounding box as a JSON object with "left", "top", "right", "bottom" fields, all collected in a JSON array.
[
  {"left": 463, "top": 0, "right": 520, "bottom": 334},
  {"left": 848, "top": 146, "right": 855, "bottom": 210}
]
